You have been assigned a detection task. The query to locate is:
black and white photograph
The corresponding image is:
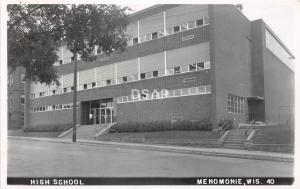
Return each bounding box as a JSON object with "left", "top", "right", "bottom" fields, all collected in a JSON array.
[{"left": 0, "top": 0, "right": 299, "bottom": 187}]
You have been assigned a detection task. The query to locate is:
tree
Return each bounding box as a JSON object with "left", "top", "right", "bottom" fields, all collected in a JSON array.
[
  {"left": 8, "top": 4, "right": 67, "bottom": 85},
  {"left": 7, "top": 4, "right": 129, "bottom": 85},
  {"left": 8, "top": 4, "right": 130, "bottom": 142}
]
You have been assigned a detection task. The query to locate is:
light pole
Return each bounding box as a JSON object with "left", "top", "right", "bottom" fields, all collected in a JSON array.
[{"left": 72, "top": 52, "right": 78, "bottom": 142}]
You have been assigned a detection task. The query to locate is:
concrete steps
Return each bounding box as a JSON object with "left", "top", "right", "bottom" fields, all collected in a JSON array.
[
  {"left": 221, "top": 129, "right": 247, "bottom": 149},
  {"left": 60, "top": 124, "right": 103, "bottom": 140}
]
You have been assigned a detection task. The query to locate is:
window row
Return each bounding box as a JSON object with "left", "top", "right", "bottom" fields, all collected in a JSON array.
[
  {"left": 117, "top": 85, "right": 212, "bottom": 104},
  {"left": 30, "top": 61, "right": 210, "bottom": 99},
  {"left": 228, "top": 94, "right": 245, "bottom": 114},
  {"left": 127, "top": 17, "right": 209, "bottom": 46},
  {"left": 30, "top": 103, "right": 79, "bottom": 113}
]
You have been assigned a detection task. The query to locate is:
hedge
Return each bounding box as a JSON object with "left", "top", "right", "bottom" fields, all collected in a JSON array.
[
  {"left": 109, "top": 119, "right": 213, "bottom": 133},
  {"left": 23, "top": 123, "right": 73, "bottom": 132}
]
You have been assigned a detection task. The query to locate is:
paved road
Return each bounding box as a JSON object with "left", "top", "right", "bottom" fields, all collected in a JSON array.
[{"left": 8, "top": 138, "right": 293, "bottom": 177}]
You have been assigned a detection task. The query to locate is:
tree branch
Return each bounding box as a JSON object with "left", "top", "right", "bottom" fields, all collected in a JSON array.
[{"left": 8, "top": 5, "right": 46, "bottom": 31}]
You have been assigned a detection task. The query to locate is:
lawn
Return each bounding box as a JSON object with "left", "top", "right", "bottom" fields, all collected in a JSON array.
[{"left": 252, "top": 125, "right": 294, "bottom": 145}]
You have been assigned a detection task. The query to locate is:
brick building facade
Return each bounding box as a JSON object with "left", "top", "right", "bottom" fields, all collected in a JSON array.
[{"left": 25, "top": 4, "right": 294, "bottom": 130}]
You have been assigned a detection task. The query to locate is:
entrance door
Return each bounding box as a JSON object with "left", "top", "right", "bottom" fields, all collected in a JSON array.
[{"left": 99, "top": 107, "right": 113, "bottom": 124}]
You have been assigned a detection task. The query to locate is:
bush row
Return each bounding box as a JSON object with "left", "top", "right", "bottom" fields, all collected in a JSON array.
[
  {"left": 23, "top": 123, "right": 73, "bottom": 132},
  {"left": 109, "top": 119, "right": 213, "bottom": 133}
]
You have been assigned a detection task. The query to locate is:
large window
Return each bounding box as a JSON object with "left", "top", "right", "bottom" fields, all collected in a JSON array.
[
  {"left": 228, "top": 94, "right": 245, "bottom": 114},
  {"left": 20, "top": 94, "right": 25, "bottom": 105}
]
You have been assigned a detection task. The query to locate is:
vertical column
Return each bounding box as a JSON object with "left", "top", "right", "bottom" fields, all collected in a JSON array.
[
  {"left": 77, "top": 72, "right": 80, "bottom": 90},
  {"left": 94, "top": 67, "right": 97, "bottom": 86},
  {"left": 163, "top": 11, "right": 166, "bottom": 36},
  {"left": 114, "top": 63, "right": 118, "bottom": 84},
  {"left": 137, "top": 20, "right": 140, "bottom": 42},
  {"left": 138, "top": 57, "right": 141, "bottom": 80},
  {"left": 164, "top": 51, "right": 167, "bottom": 75},
  {"left": 61, "top": 75, "right": 64, "bottom": 93},
  {"left": 61, "top": 46, "right": 64, "bottom": 64}
]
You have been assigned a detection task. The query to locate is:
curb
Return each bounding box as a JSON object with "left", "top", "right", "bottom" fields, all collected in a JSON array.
[{"left": 8, "top": 136, "right": 294, "bottom": 163}]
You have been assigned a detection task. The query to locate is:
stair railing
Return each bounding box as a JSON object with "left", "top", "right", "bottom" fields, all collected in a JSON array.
[{"left": 245, "top": 121, "right": 255, "bottom": 136}]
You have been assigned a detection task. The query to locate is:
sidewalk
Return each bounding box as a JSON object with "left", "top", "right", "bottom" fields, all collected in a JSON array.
[{"left": 8, "top": 136, "right": 294, "bottom": 163}]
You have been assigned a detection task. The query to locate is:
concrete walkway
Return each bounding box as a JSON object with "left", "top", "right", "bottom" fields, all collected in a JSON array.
[{"left": 8, "top": 136, "right": 294, "bottom": 163}]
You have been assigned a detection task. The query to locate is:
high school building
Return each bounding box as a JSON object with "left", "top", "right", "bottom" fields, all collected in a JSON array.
[{"left": 25, "top": 4, "right": 294, "bottom": 130}]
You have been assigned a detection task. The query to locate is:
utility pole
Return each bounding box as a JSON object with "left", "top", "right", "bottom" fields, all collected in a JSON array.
[{"left": 72, "top": 52, "right": 78, "bottom": 142}]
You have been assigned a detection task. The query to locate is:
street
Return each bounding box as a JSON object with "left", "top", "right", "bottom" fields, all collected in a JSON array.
[{"left": 8, "top": 138, "right": 293, "bottom": 177}]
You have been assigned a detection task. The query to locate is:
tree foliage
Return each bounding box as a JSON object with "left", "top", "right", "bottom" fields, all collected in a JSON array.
[{"left": 7, "top": 4, "right": 130, "bottom": 85}]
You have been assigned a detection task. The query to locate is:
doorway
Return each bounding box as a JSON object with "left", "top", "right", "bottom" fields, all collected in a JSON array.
[{"left": 89, "top": 99, "right": 114, "bottom": 125}]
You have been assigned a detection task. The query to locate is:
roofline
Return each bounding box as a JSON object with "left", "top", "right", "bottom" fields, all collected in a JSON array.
[
  {"left": 129, "top": 4, "right": 180, "bottom": 22},
  {"left": 264, "top": 22, "right": 295, "bottom": 59}
]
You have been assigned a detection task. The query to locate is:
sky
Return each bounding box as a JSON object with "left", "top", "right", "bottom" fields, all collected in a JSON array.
[{"left": 126, "top": 2, "right": 297, "bottom": 54}]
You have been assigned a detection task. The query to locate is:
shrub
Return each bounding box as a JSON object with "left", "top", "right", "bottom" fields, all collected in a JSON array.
[
  {"left": 109, "top": 119, "right": 213, "bottom": 133},
  {"left": 23, "top": 123, "right": 73, "bottom": 132},
  {"left": 218, "top": 116, "right": 235, "bottom": 131}
]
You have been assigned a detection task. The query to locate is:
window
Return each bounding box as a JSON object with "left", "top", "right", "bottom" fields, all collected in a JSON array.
[
  {"left": 197, "top": 62, "right": 204, "bottom": 70},
  {"left": 30, "top": 93, "right": 35, "bottom": 98},
  {"left": 166, "top": 28, "right": 173, "bottom": 35},
  {"left": 122, "top": 96, "right": 128, "bottom": 102},
  {"left": 9, "top": 95, "right": 13, "bottom": 108},
  {"left": 106, "top": 79, "right": 111, "bottom": 85},
  {"left": 204, "top": 17, "right": 209, "bottom": 25},
  {"left": 204, "top": 61, "right": 211, "bottom": 69},
  {"left": 180, "top": 23, "right": 188, "bottom": 31},
  {"left": 145, "top": 72, "right": 152, "bottom": 79},
  {"left": 173, "top": 26, "right": 180, "bottom": 33},
  {"left": 140, "top": 73, "right": 146, "bottom": 80},
  {"left": 59, "top": 60, "right": 63, "bottom": 65},
  {"left": 196, "top": 19, "right": 204, "bottom": 27},
  {"left": 71, "top": 56, "right": 75, "bottom": 61},
  {"left": 133, "top": 37, "right": 138, "bottom": 44},
  {"left": 153, "top": 70, "right": 159, "bottom": 77},
  {"left": 9, "top": 74, "right": 14, "bottom": 87},
  {"left": 20, "top": 94, "right": 25, "bottom": 105},
  {"left": 20, "top": 74, "right": 25, "bottom": 84},
  {"left": 182, "top": 88, "right": 189, "bottom": 96},
  {"left": 167, "top": 68, "right": 174, "bottom": 75},
  {"left": 174, "top": 66, "right": 181, "bottom": 74},
  {"left": 189, "top": 87, "right": 197, "bottom": 95},
  {"left": 83, "top": 84, "right": 87, "bottom": 89},
  {"left": 51, "top": 90, "right": 56, "bottom": 95},
  {"left": 71, "top": 86, "right": 74, "bottom": 91},
  {"left": 189, "top": 64, "right": 197, "bottom": 71},
  {"left": 174, "top": 89, "right": 182, "bottom": 96},
  {"left": 63, "top": 88, "right": 67, "bottom": 93},
  {"left": 228, "top": 94, "right": 245, "bottom": 114},
  {"left": 92, "top": 82, "right": 96, "bottom": 88},
  {"left": 145, "top": 34, "right": 151, "bottom": 41},
  {"left": 117, "top": 97, "right": 123, "bottom": 103},
  {"left": 197, "top": 86, "right": 205, "bottom": 94},
  {"left": 187, "top": 20, "right": 196, "bottom": 29},
  {"left": 152, "top": 32, "right": 158, "bottom": 40},
  {"left": 206, "top": 85, "right": 212, "bottom": 93},
  {"left": 181, "top": 65, "right": 189, "bottom": 73},
  {"left": 158, "top": 30, "right": 164, "bottom": 38},
  {"left": 39, "top": 92, "right": 45, "bottom": 97},
  {"left": 122, "top": 76, "right": 128, "bottom": 82}
]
